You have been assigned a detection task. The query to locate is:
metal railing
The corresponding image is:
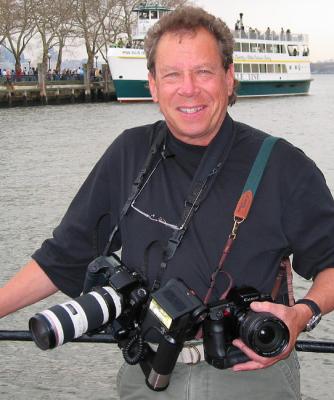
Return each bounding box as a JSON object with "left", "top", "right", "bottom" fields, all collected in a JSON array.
[{"left": 233, "top": 30, "right": 308, "bottom": 43}]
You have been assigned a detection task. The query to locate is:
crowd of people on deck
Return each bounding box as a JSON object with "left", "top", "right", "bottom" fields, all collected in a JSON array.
[{"left": 234, "top": 13, "right": 294, "bottom": 41}]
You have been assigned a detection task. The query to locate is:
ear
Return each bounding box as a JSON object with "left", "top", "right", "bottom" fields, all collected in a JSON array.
[
  {"left": 148, "top": 72, "right": 158, "bottom": 103},
  {"left": 226, "top": 64, "right": 235, "bottom": 97}
]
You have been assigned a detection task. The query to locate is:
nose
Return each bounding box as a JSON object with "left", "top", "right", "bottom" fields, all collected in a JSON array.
[{"left": 177, "top": 72, "right": 200, "bottom": 97}]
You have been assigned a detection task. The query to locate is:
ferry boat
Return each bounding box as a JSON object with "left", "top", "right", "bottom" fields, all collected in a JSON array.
[{"left": 108, "top": 5, "right": 312, "bottom": 101}]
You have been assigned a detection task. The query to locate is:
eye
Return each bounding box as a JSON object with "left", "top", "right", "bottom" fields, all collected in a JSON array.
[
  {"left": 197, "top": 69, "right": 213, "bottom": 76},
  {"left": 163, "top": 71, "right": 180, "bottom": 79}
]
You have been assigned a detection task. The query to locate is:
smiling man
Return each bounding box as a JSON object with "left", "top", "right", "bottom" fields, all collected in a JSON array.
[
  {"left": 1, "top": 6, "right": 334, "bottom": 400},
  {"left": 148, "top": 27, "right": 234, "bottom": 146}
]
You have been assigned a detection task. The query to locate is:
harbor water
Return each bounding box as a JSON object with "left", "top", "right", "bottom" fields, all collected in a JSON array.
[{"left": 0, "top": 74, "right": 334, "bottom": 400}]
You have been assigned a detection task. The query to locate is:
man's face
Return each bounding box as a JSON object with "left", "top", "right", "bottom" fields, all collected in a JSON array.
[{"left": 148, "top": 27, "right": 234, "bottom": 146}]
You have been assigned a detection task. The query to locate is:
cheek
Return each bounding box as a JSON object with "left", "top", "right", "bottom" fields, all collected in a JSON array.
[
  {"left": 209, "top": 83, "right": 228, "bottom": 105},
  {"left": 156, "top": 84, "right": 177, "bottom": 104}
]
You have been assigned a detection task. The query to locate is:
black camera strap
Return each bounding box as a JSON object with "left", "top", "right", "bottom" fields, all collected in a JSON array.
[
  {"left": 102, "top": 122, "right": 168, "bottom": 256},
  {"left": 151, "top": 118, "right": 237, "bottom": 291}
]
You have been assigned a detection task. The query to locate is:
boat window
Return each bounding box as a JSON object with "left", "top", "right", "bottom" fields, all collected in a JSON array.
[
  {"left": 250, "top": 43, "right": 259, "bottom": 52},
  {"left": 273, "top": 44, "right": 281, "bottom": 53},
  {"left": 302, "top": 45, "right": 309, "bottom": 56},
  {"left": 242, "top": 43, "right": 250, "bottom": 52},
  {"left": 243, "top": 64, "right": 251, "bottom": 73},
  {"left": 288, "top": 45, "right": 299, "bottom": 56},
  {"left": 234, "top": 42, "right": 241, "bottom": 52},
  {"left": 150, "top": 10, "right": 158, "bottom": 19},
  {"left": 274, "top": 64, "right": 281, "bottom": 73},
  {"left": 266, "top": 44, "right": 273, "bottom": 53},
  {"left": 234, "top": 64, "right": 242, "bottom": 73},
  {"left": 267, "top": 64, "right": 274, "bottom": 73},
  {"left": 260, "top": 64, "right": 267, "bottom": 73},
  {"left": 282, "top": 64, "right": 287, "bottom": 73},
  {"left": 258, "top": 43, "right": 266, "bottom": 53},
  {"left": 251, "top": 64, "right": 259, "bottom": 73},
  {"left": 139, "top": 11, "right": 149, "bottom": 19}
]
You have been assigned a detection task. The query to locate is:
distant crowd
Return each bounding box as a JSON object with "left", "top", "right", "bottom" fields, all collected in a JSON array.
[
  {"left": 233, "top": 13, "right": 298, "bottom": 42},
  {"left": 0, "top": 66, "right": 104, "bottom": 83}
]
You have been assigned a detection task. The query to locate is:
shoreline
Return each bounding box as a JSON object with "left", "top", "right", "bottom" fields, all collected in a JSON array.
[{"left": 0, "top": 79, "right": 116, "bottom": 107}]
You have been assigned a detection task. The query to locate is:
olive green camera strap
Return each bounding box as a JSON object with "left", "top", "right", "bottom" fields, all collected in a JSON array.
[{"left": 204, "top": 135, "right": 280, "bottom": 304}]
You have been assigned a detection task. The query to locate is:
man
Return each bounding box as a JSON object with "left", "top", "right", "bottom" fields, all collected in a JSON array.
[{"left": 1, "top": 6, "right": 334, "bottom": 400}]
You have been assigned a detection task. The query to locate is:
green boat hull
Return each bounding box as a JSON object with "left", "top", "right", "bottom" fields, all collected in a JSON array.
[
  {"left": 237, "top": 79, "right": 311, "bottom": 96},
  {"left": 112, "top": 79, "right": 311, "bottom": 100}
]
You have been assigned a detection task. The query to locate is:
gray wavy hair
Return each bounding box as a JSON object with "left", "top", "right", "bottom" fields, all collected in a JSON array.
[{"left": 144, "top": 6, "right": 238, "bottom": 105}]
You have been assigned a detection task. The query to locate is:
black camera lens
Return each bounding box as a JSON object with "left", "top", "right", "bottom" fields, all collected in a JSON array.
[
  {"left": 29, "top": 287, "right": 122, "bottom": 350},
  {"left": 240, "top": 311, "right": 289, "bottom": 357}
]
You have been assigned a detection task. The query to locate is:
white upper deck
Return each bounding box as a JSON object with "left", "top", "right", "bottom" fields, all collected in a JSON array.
[
  {"left": 132, "top": 4, "right": 171, "bottom": 40},
  {"left": 131, "top": 7, "right": 308, "bottom": 45}
]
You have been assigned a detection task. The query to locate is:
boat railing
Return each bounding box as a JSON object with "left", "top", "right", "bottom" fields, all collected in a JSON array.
[
  {"left": 233, "top": 30, "right": 308, "bottom": 43},
  {"left": 131, "top": 26, "right": 308, "bottom": 43}
]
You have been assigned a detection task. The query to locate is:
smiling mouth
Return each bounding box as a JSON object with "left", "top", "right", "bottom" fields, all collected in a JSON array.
[{"left": 178, "top": 106, "right": 206, "bottom": 114}]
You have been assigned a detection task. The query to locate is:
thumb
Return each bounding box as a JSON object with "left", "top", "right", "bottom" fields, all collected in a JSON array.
[{"left": 250, "top": 301, "right": 271, "bottom": 312}]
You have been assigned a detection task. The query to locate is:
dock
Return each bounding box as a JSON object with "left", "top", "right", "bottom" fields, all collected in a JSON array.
[{"left": 0, "top": 64, "right": 116, "bottom": 107}]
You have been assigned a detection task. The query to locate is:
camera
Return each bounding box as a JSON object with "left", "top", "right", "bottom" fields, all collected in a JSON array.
[
  {"left": 29, "top": 254, "right": 148, "bottom": 350},
  {"left": 29, "top": 255, "right": 205, "bottom": 391},
  {"left": 29, "top": 256, "right": 289, "bottom": 391},
  {"left": 139, "top": 278, "right": 206, "bottom": 390},
  {"left": 203, "top": 286, "right": 290, "bottom": 369}
]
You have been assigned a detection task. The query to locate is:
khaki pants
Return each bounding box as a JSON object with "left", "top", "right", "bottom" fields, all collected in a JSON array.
[{"left": 117, "top": 351, "right": 301, "bottom": 400}]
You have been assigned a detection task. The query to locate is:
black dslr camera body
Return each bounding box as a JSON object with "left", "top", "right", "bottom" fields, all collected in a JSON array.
[{"left": 203, "top": 286, "right": 289, "bottom": 369}]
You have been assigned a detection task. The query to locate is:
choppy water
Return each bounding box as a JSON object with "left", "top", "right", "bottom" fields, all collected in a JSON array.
[{"left": 0, "top": 74, "right": 334, "bottom": 400}]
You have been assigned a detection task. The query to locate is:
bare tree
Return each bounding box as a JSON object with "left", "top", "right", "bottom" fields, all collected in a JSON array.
[
  {"left": 73, "top": 0, "right": 115, "bottom": 73},
  {"left": 0, "top": 0, "right": 7, "bottom": 45},
  {"left": 98, "top": 4, "right": 124, "bottom": 65},
  {"left": 118, "top": 0, "right": 138, "bottom": 45},
  {"left": 98, "top": 0, "right": 137, "bottom": 65},
  {"left": 29, "top": 0, "right": 75, "bottom": 71},
  {"left": 0, "top": 0, "right": 35, "bottom": 72}
]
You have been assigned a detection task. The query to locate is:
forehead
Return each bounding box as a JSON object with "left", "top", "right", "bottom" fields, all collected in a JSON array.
[{"left": 155, "top": 27, "right": 221, "bottom": 66}]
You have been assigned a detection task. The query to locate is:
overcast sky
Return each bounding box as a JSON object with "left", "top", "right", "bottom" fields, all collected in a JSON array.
[{"left": 195, "top": 0, "right": 333, "bottom": 62}]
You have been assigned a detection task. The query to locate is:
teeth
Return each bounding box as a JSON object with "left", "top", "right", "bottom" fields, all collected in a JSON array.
[{"left": 179, "top": 106, "right": 203, "bottom": 114}]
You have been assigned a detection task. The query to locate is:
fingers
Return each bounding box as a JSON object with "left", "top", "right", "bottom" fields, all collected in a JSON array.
[
  {"left": 250, "top": 301, "right": 292, "bottom": 330},
  {"left": 232, "top": 338, "right": 267, "bottom": 362},
  {"left": 232, "top": 339, "right": 285, "bottom": 371},
  {"left": 250, "top": 300, "right": 281, "bottom": 315},
  {"left": 232, "top": 338, "right": 280, "bottom": 371},
  {"left": 232, "top": 360, "right": 268, "bottom": 371},
  {"left": 230, "top": 302, "right": 296, "bottom": 372}
]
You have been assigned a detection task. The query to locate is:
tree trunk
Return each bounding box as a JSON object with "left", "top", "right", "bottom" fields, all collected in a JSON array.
[
  {"left": 14, "top": 57, "right": 21, "bottom": 74},
  {"left": 56, "top": 41, "right": 65, "bottom": 73}
]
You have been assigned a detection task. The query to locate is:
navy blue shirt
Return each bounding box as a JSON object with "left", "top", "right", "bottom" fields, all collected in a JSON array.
[{"left": 33, "top": 114, "right": 334, "bottom": 301}]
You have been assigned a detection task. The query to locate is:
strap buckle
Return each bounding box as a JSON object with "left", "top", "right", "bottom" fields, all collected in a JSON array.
[
  {"left": 229, "top": 217, "right": 245, "bottom": 240},
  {"left": 181, "top": 343, "right": 202, "bottom": 365}
]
